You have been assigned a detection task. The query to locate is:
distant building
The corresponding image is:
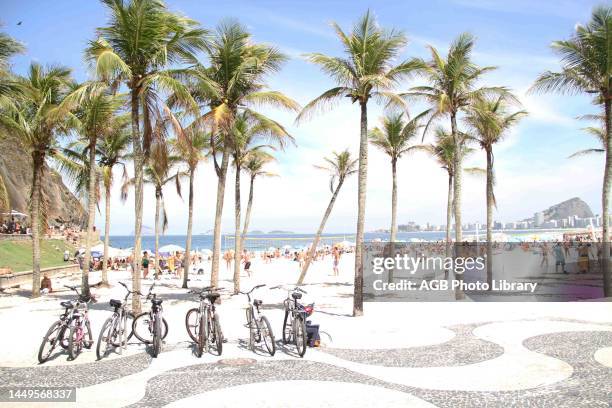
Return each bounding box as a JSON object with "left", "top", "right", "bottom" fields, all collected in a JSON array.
[{"left": 534, "top": 212, "right": 545, "bottom": 227}]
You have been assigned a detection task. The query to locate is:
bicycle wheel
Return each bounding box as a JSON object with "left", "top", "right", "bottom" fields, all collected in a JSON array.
[
  {"left": 185, "top": 308, "right": 199, "bottom": 342},
  {"left": 282, "top": 310, "right": 291, "bottom": 344},
  {"left": 247, "top": 309, "right": 255, "bottom": 351},
  {"left": 260, "top": 316, "right": 276, "bottom": 356},
  {"left": 38, "top": 320, "right": 63, "bottom": 364},
  {"left": 195, "top": 314, "right": 205, "bottom": 358},
  {"left": 294, "top": 315, "right": 307, "bottom": 358},
  {"left": 132, "top": 313, "right": 168, "bottom": 344},
  {"left": 152, "top": 317, "right": 162, "bottom": 358},
  {"left": 112, "top": 311, "right": 136, "bottom": 346},
  {"left": 96, "top": 316, "right": 116, "bottom": 360},
  {"left": 213, "top": 317, "right": 223, "bottom": 356},
  {"left": 68, "top": 321, "right": 83, "bottom": 360},
  {"left": 83, "top": 319, "right": 93, "bottom": 349}
]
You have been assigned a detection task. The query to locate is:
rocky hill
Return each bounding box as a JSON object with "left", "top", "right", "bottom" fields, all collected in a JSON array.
[
  {"left": 538, "top": 197, "right": 594, "bottom": 221},
  {"left": 0, "top": 137, "right": 85, "bottom": 225}
]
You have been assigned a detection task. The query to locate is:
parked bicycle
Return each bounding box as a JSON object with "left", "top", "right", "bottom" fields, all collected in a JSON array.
[
  {"left": 38, "top": 285, "right": 93, "bottom": 363},
  {"left": 132, "top": 283, "right": 168, "bottom": 357},
  {"left": 185, "top": 286, "right": 224, "bottom": 357},
  {"left": 273, "top": 285, "right": 313, "bottom": 357},
  {"left": 234, "top": 284, "right": 275, "bottom": 356},
  {"left": 96, "top": 282, "right": 137, "bottom": 360}
]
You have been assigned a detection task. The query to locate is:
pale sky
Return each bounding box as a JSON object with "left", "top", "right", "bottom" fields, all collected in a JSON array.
[{"left": 2, "top": 0, "right": 605, "bottom": 234}]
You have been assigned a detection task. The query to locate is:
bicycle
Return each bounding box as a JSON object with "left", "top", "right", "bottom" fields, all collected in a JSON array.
[
  {"left": 273, "top": 285, "right": 313, "bottom": 358},
  {"left": 185, "top": 286, "right": 223, "bottom": 357},
  {"left": 38, "top": 285, "right": 93, "bottom": 363},
  {"left": 132, "top": 283, "right": 168, "bottom": 357},
  {"left": 234, "top": 284, "right": 275, "bottom": 356},
  {"left": 96, "top": 282, "right": 137, "bottom": 360}
]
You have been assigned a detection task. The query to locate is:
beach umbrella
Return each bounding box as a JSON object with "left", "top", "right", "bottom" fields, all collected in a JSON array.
[
  {"left": 282, "top": 244, "right": 292, "bottom": 249},
  {"left": 268, "top": 246, "right": 276, "bottom": 251},
  {"left": 200, "top": 249, "right": 213, "bottom": 255},
  {"left": 159, "top": 244, "right": 185, "bottom": 253}
]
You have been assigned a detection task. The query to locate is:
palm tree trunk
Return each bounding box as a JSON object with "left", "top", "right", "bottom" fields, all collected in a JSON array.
[
  {"left": 450, "top": 112, "right": 464, "bottom": 300},
  {"left": 486, "top": 148, "right": 494, "bottom": 289},
  {"left": 390, "top": 158, "right": 398, "bottom": 242},
  {"left": 81, "top": 135, "right": 98, "bottom": 297},
  {"left": 233, "top": 162, "right": 242, "bottom": 294},
  {"left": 298, "top": 179, "right": 345, "bottom": 285},
  {"left": 240, "top": 175, "right": 255, "bottom": 251},
  {"left": 154, "top": 188, "right": 161, "bottom": 279},
  {"left": 183, "top": 169, "right": 195, "bottom": 289},
  {"left": 353, "top": 101, "right": 368, "bottom": 316},
  {"left": 130, "top": 88, "right": 143, "bottom": 313},
  {"left": 210, "top": 147, "right": 229, "bottom": 287},
  {"left": 445, "top": 172, "right": 453, "bottom": 279},
  {"left": 30, "top": 151, "right": 43, "bottom": 298},
  {"left": 102, "top": 182, "right": 111, "bottom": 286},
  {"left": 602, "top": 97, "right": 611, "bottom": 297}
]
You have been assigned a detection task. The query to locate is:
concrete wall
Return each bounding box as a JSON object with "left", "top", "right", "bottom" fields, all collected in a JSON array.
[{"left": 0, "top": 263, "right": 80, "bottom": 290}]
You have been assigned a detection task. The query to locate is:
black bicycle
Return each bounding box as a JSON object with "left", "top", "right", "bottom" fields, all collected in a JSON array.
[
  {"left": 273, "top": 285, "right": 312, "bottom": 357},
  {"left": 132, "top": 283, "right": 168, "bottom": 357},
  {"left": 235, "top": 284, "right": 275, "bottom": 356},
  {"left": 185, "top": 286, "right": 223, "bottom": 357},
  {"left": 38, "top": 285, "right": 93, "bottom": 363},
  {"left": 96, "top": 282, "right": 137, "bottom": 360}
]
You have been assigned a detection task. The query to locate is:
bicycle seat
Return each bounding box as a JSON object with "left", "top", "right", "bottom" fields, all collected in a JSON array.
[
  {"left": 60, "top": 301, "right": 73, "bottom": 308},
  {"left": 206, "top": 293, "right": 220, "bottom": 303},
  {"left": 253, "top": 299, "right": 263, "bottom": 307},
  {"left": 291, "top": 292, "right": 302, "bottom": 300},
  {"left": 152, "top": 298, "right": 163, "bottom": 306},
  {"left": 109, "top": 299, "right": 123, "bottom": 308}
]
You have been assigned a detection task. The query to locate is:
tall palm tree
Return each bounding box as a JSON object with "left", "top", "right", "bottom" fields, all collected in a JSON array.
[
  {"left": 98, "top": 117, "right": 131, "bottom": 285},
  {"left": 191, "top": 21, "right": 299, "bottom": 288},
  {"left": 240, "top": 151, "right": 277, "bottom": 250},
  {"left": 60, "top": 83, "right": 126, "bottom": 295},
  {"left": 369, "top": 112, "right": 425, "bottom": 242},
  {"left": 530, "top": 5, "right": 612, "bottom": 296},
  {"left": 297, "top": 11, "right": 421, "bottom": 316},
  {"left": 297, "top": 150, "right": 358, "bottom": 284},
  {"left": 464, "top": 96, "right": 526, "bottom": 287},
  {"left": 569, "top": 114, "right": 606, "bottom": 158},
  {"left": 0, "top": 29, "right": 24, "bottom": 213},
  {"left": 172, "top": 121, "right": 209, "bottom": 289},
  {"left": 87, "top": 0, "right": 208, "bottom": 311},
  {"left": 406, "top": 33, "right": 509, "bottom": 249},
  {"left": 230, "top": 112, "right": 293, "bottom": 293},
  {"left": 0, "top": 63, "right": 73, "bottom": 297},
  {"left": 122, "top": 141, "right": 185, "bottom": 277}
]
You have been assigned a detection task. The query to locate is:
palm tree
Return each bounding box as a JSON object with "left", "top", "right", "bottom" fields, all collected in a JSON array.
[
  {"left": 172, "top": 121, "right": 209, "bottom": 289},
  {"left": 297, "top": 11, "right": 421, "bottom": 316},
  {"left": 369, "top": 112, "right": 425, "bottom": 242},
  {"left": 87, "top": 0, "right": 208, "bottom": 311},
  {"left": 122, "top": 141, "right": 185, "bottom": 277},
  {"left": 0, "top": 29, "right": 24, "bottom": 213},
  {"left": 0, "top": 63, "right": 73, "bottom": 297},
  {"left": 229, "top": 112, "right": 293, "bottom": 293},
  {"left": 240, "top": 151, "right": 277, "bottom": 250},
  {"left": 98, "top": 118, "right": 130, "bottom": 285},
  {"left": 60, "top": 82, "right": 126, "bottom": 295},
  {"left": 464, "top": 96, "right": 527, "bottom": 287},
  {"left": 406, "top": 33, "right": 510, "bottom": 249},
  {"left": 191, "top": 21, "right": 299, "bottom": 288},
  {"left": 530, "top": 5, "right": 612, "bottom": 296},
  {"left": 297, "top": 150, "right": 358, "bottom": 284},
  {"left": 570, "top": 114, "right": 606, "bottom": 158}
]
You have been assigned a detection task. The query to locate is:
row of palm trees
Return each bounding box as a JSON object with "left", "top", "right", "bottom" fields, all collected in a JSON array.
[{"left": 0, "top": 2, "right": 610, "bottom": 311}]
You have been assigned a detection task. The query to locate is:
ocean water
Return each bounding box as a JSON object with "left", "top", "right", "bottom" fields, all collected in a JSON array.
[{"left": 106, "top": 231, "right": 449, "bottom": 252}]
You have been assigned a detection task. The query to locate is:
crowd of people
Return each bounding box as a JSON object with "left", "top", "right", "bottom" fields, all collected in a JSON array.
[{"left": 0, "top": 217, "right": 29, "bottom": 235}]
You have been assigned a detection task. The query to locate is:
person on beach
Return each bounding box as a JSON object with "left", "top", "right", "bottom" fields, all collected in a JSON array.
[
  {"left": 577, "top": 243, "right": 591, "bottom": 274},
  {"left": 167, "top": 254, "right": 175, "bottom": 277},
  {"left": 174, "top": 252, "right": 183, "bottom": 279},
  {"left": 332, "top": 246, "right": 340, "bottom": 276},
  {"left": 553, "top": 242, "right": 567, "bottom": 274},
  {"left": 142, "top": 251, "right": 150, "bottom": 279},
  {"left": 242, "top": 249, "right": 251, "bottom": 277},
  {"left": 540, "top": 242, "right": 549, "bottom": 270},
  {"left": 223, "top": 250, "right": 233, "bottom": 271},
  {"left": 40, "top": 274, "right": 52, "bottom": 294}
]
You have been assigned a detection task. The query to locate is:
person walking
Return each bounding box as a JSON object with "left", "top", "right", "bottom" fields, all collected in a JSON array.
[
  {"left": 553, "top": 242, "right": 567, "bottom": 274},
  {"left": 142, "top": 251, "right": 150, "bottom": 279}
]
